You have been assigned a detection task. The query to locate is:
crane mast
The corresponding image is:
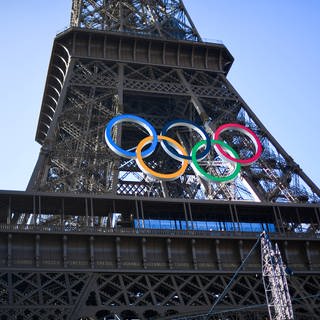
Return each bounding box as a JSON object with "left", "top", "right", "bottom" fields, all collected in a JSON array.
[
  {"left": 261, "top": 232, "right": 294, "bottom": 320},
  {"left": 171, "top": 232, "right": 295, "bottom": 320}
]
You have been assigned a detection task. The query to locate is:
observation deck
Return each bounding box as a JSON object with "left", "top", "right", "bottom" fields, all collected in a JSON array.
[
  {"left": 35, "top": 28, "right": 233, "bottom": 145},
  {"left": 0, "top": 190, "right": 319, "bottom": 273}
]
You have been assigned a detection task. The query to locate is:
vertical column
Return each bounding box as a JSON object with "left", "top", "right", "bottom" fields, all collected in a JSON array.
[
  {"left": 167, "top": 238, "right": 173, "bottom": 269},
  {"left": 135, "top": 200, "right": 140, "bottom": 229},
  {"left": 33, "top": 195, "right": 37, "bottom": 226},
  {"left": 187, "top": 202, "right": 194, "bottom": 230},
  {"left": 142, "top": 237, "right": 147, "bottom": 269},
  {"left": 35, "top": 235, "right": 40, "bottom": 268},
  {"left": 273, "top": 206, "right": 283, "bottom": 234},
  {"left": 231, "top": 204, "right": 240, "bottom": 232},
  {"left": 191, "top": 239, "right": 198, "bottom": 270},
  {"left": 85, "top": 198, "right": 89, "bottom": 227},
  {"left": 215, "top": 239, "right": 222, "bottom": 270},
  {"left": 116, "top": 237, "right": 121, "bottom": 268},
  {"left": 183, "top": 202, "right": 189, "bottom": 230},
  {"left": 7, "top": 234, "right": 12, "bottom": 267},
  {"left": 140, "top": 200, "right": 145, "bottom": 228},
  {"left": 239, "top": 240, "right": 244, "bottom": 264},
  {"left": 305, "top": 241, "right": 313, "bottom": 271},
  {"left": 63, "top": 236, "right": 68, "bottom": 268},
  {"left": 90, "top": 236, "right": 95, "bottom": 269},
  {"left": 117, "top": 63, "right": 124, "bottom": 113},
  {"left": 90, "top": 198, "right": 94, "bottom": 228},
  {"left": 61, "top": 198, "right": 65, "bottom": 231},
  {"left": 111, "top": 63, "right": 125, "bottom": 194}
]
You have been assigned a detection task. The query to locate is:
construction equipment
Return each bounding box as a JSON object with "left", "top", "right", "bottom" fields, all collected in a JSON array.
[
  {"left": 172, "top": 232, "right": 294, "bottom": 320},
  {"left": 261, "top": 232, "right": 294, "bottom": 320}
]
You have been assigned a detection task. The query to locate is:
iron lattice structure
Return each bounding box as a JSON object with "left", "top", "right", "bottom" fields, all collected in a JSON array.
[
  {"left": 27, "top": 0, "right": 320, "bottom": 203},
  {"left": 0, "top": 192, "right": 319, "bottom": 320},
  {"left": 70, "top": 0, "right": 202, "bottom": 41},
  {"left": 1, "top": 1, "right": 320, "bottom": 320}
]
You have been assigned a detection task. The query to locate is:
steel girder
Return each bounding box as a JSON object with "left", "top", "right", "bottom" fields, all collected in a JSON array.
[
  {"left": 0, "top": 189, "right": 319, "bottom": 319},
  {"left": 0, "top": 191, "right": 319, "bottom": 318}
]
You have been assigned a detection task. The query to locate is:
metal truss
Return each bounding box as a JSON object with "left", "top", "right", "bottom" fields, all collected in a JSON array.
[
  {"left": 3, "top": 1, "right": 320, "bottom": 320},
  {"left": 28, "top": 54, "right": 320, "bottom": 203},
  {"left": 70, "top": 0, "right": 201, "bottom": 41},
  {"left": 0, "top": 191, "right": 318, "bottom": 319},
  {"left": 0, "top": 272, "right": 319, "bottom": 319},
  {"left": 261, "top": 233, "right": 294, "bottom": 320},
  {"left": 27, "top": 1, "right": 320, "bottom": 202}
]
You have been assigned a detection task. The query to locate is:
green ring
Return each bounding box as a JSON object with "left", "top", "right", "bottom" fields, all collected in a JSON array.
[{"left": 191, "top": 139, "right": 241, "bottom": 182}]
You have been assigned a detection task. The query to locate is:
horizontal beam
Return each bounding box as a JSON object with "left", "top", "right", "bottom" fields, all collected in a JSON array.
[
  {"left": 0, "top": 232, "right": 319, "bottom": 272},
  {"left": 59, "top": 28, "right": 233, "bottom": 73}
]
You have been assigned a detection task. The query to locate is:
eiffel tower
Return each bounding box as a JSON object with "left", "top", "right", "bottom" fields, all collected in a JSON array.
[{"left": 0, "top": 1, "right": 319, "bottom": 319}]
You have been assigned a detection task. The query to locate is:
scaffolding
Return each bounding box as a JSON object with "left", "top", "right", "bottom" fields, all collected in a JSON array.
[
  {"left": 171, "top": 232, "right": 294, "bottom": 320},
  {"left": 261, "top": 232, "right": 294, "bottom": 320}
]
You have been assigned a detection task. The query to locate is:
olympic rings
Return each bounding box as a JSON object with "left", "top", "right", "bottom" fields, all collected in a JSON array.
[
  {"left": 214, "top": 123, "right": 262, "bottom": 166},
  {"left": 191, "top": 140, "right": 241, "bottom": 182},
  {"left": 105, "top": 114, "right": 158, "bottom": 159},
  {"left": 160, "top": 119, "right": 211, "bottom": 160},
  {"left": 105, "top": 114, "right": 262, "bottom": 183},
  {"left": 136, "top": 135, "right": 189, "bottom": 181}
]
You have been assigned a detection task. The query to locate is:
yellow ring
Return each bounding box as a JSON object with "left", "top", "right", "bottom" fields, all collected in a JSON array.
[{"left": 136, "top": 135, "right": 189, "bottom": 181}]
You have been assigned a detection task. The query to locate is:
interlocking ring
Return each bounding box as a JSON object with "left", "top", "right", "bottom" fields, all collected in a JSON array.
[
  {"left": 105, "top": 114, "right": 158, "bottom": 159},
  {"left": 105, "top": 114, "right": 262, "bottom": 182},
  {"left": 160, "top": 119, "right": 211, "bottom": 160},
  {"left": 191, "top": 139, "right": 241, "bottom": 182},
  {"left": 214, "top": 123, "right": 262, "bottom": 166},
  {"left": 136, "top": 135, "right": 189, "bottom": 181}
]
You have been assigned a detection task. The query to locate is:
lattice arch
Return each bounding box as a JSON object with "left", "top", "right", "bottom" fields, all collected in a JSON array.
[{"left": 0, "top": 272, "right": 319, "bottom": 319}]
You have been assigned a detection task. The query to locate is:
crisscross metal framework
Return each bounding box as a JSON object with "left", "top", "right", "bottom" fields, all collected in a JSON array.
[
  {"left": 70, "top": 0, "right": 201, "bottom": 41},
  {"left": 28, "top": 30, "right": 320, "bottom": 202},
  {"left": 2, "top": 1, "right": 320, "bottom": 319}
]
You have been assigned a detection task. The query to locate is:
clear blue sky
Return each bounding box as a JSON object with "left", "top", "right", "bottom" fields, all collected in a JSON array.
[{"left": 0, "top": 0, "right": 319, "bottom": 190}]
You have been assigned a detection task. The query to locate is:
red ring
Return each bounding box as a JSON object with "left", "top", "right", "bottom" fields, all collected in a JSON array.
[{"left": 214, "top": 123, "right": 263, "bottom": 166}]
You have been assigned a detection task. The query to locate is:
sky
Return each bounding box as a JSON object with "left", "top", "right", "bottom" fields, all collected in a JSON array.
[{"left": 0, "top": 0, "right": 319, "bottom": 191}]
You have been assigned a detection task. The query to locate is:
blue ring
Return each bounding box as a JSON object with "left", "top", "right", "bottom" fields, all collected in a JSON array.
[
  {"left": 160, "top": 119, "right": 211, "bottom": 160},
  {"left": 105, "top": 114, "right": 158, "bottom": 159}
]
